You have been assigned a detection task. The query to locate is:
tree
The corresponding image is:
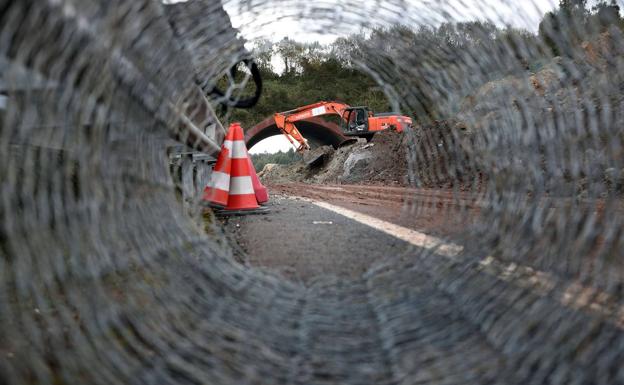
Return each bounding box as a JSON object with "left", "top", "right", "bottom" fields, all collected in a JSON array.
[
  {"left": 226, "top": 19, "right": 552, "bottom": 128},
  {"left": 539, "top": 0, "right": 587, "bottom": 56},
  {"left": 250, "top": 148, "right": 302, "bottom": 171},
  {"left": 275, "top": 38, "right": 305, "bottom": 74},
  {"left": 329, "top": 35, "right": 364, "bottom": 67},
  {"left": 559, "top": 0, "right": 588, "bottom": 13},
  {"left": 252, "top": 38, "right": 275, "bottom": 76},
  {"left": 592, "top": 1, "right": 623, "bottom": 30}
]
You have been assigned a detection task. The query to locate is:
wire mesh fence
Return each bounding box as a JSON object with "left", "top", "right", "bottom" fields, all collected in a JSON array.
[{"left": 1, "top": 0, "right": 623, "bottom": 384}]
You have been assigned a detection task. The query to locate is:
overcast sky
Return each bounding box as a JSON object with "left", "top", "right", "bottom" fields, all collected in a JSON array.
[
  {"left": 225, "top": 0, "right": 624, "bottom": 42},
  {"left": 223, "top": 0, "right": 562, "bottom": 45}
]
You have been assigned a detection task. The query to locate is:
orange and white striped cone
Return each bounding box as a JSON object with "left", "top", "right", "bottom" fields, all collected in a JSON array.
[
  {"left": 202, "top": 126, "right": 235, "bottom": 207},
  {"left": 223, "top": 123, "right": 261, "bottom": 211},
  {"left": 247, "top": 156, "right": 269, "bottom": 204}
]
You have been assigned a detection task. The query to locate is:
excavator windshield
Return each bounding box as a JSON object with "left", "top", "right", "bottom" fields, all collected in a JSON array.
[
  {"left": 345, "top": 108, "right": 369, "bottom": 132},
  {"left": 356, "top": 109, "right": 367, "bottom": 124}
]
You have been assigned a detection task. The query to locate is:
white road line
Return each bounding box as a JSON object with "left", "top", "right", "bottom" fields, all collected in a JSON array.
[
  {"left": 478, "top": 256, "right": 624, "bottom": 329},
  {"left": 294, "top": 196, "right": 624, "bottom": 328},
  {"left": 302, "top": 198, "right": 464, "bottom": 258}
]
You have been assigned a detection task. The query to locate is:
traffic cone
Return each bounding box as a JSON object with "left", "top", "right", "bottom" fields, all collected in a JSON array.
[
  {"left": 247, "top": 157, "right": 269, "bottom": 204},
  {"left": 223, "top": 123, "right": 260, "bottom": 211},
  {"left": 202, "top": 125, "right": 235, "bottom": 207}
]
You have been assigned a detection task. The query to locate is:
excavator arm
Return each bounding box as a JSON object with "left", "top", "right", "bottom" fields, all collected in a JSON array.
[
  {"left": 273, "top": 114, "right": 309, "bottom": 152},
  {"left": 274, "top": 101, "right": 352, "bottom": 152}
]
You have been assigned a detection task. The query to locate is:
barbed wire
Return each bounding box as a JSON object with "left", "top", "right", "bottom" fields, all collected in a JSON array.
[{"left": 1, "top": 0, "right": 623, "bottom": 384}]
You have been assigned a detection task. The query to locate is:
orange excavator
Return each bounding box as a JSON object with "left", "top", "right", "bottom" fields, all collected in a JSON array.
[{"left": 274, "top": 101, "right": 413, "bottom": 152}]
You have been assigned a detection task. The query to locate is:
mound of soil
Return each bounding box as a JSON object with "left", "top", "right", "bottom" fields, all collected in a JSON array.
[
  {"left": 408, "top": 119, "right": 484, "bottom": 190},
  {"left": 259, "top": 130, "right": 411, "bottom": 186},
  {"left": 356, "top": 130, "right": 410, "bottom": 185}
]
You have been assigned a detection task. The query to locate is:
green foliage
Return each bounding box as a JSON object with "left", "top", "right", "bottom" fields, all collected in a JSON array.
[
  {"left": 220, "top": 1, "right": 623, "bottom": 133},
  {"left": 222, "top": 21, "right": 540, "bottom": 128},
  {"left": 250, "top": 148, "right": 302, "bottom": 172},
  {"left": 223, "top": 39, "right": 392, "bottom": 129}
]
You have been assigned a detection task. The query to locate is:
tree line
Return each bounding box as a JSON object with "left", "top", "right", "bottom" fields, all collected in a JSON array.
[
  {"left": 223, "top": 0, "right": 622, "bottom": 134},
  {"left": 250, "top": 148, "right": 302, "bottom": 172}
]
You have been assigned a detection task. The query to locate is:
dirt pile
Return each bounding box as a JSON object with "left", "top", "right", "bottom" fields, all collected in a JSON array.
[
  {"left": 407, "top": 119, "right": 483, "bottom": 190},
  {"left": 261, "top": 34, "right": 624, "bottom": 192},
  {"left": 258, "top": 123, "right": 481, "bottom": 189},
  {"left": 259, "top": 130, "right": 411, "bottom": 186},
  {"left": 258, "top": 161, "right": 307, "bottom": 184}
]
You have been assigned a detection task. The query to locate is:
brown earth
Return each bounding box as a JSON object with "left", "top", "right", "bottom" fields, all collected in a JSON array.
[
  {"left": 267, "top": 182, "right": 481, "bottom": 239},
  {"left": 258, "top": 123, "right": 486, "bottom": 191},
  {"left": 258, "top": 130, "right": 411, "bottom": 186}
]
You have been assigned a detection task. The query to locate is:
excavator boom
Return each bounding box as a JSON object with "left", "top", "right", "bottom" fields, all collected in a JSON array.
[{"left": 273, "top": 101, "right": 411, "bottom": 152}]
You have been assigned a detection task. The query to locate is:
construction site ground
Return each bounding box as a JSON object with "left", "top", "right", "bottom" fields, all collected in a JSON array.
[
  {"left": 229, "top": 124, "right": 484, "bottom": 284},
  {"left": 258, "top": 129, "right": 413, "bottom": 187}
]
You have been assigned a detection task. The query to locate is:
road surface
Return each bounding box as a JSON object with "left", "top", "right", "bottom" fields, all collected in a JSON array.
[
  {"left": 219, "top": 183, "right": 475, "bottom": 284},
  {"left": 210, "top": 182, "right": 624, "bottom": 384}
]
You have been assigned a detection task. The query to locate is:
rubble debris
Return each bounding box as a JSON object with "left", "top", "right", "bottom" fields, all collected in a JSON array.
[
  {"left": 259, "top": 130, "right": 412, "bottom": 186},
  {"left": 304, "top": 145, "right": 334, "bottom": 167}
]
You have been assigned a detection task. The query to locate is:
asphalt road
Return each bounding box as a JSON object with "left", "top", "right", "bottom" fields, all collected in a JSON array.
[{"left": 220, "top": 194, "right": 418, "bottom": 284}]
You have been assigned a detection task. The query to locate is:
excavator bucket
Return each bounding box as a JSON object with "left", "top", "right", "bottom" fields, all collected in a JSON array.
[
  {"left": 338, "top": 138, "right": 358, "bottom": 147},
  {"left": 304, "top": 146, "right": 334, "bottom": 167}
]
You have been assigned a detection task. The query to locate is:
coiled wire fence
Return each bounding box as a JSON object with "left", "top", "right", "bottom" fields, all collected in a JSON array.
[{"left": 1, "top": 0, "right": 624, "bottom": 384}]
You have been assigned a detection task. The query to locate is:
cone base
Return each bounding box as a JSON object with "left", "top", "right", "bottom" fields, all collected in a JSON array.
[
  {"left": 214, "top": 206, "right": 270, "bottom": 216},
  {"left": 200, "top": 200, "right": 226, "bottom": 209},
  {"left": 225, "top": 194, "right": 260, "bottom": 211}
]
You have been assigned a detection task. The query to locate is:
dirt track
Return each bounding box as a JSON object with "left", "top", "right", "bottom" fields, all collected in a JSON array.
[{"left": 269, "top": 183, "right": 481, "bottom": 238}]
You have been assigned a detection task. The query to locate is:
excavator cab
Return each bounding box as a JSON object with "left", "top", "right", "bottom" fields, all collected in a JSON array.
[{"left": 343, "top": 107, "right": 370, "bottom": 134}]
